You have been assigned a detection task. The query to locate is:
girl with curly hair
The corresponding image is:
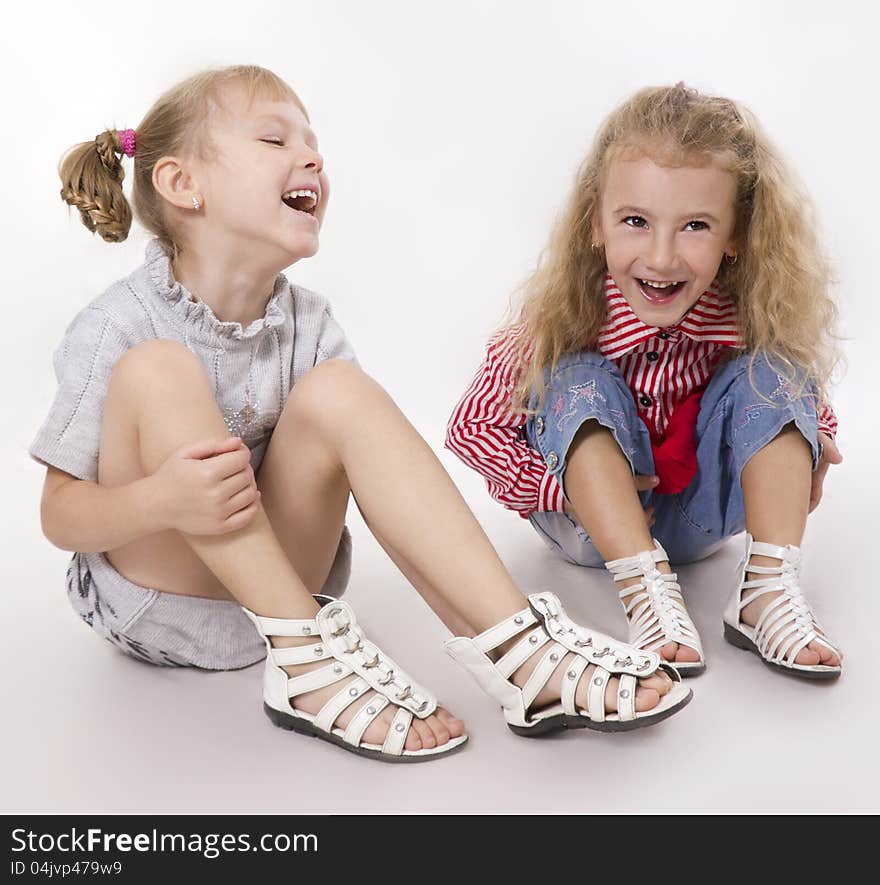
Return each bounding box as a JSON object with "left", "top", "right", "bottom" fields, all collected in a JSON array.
[{"left": 447, "top": 82, "right": 844, "bottom": 680}]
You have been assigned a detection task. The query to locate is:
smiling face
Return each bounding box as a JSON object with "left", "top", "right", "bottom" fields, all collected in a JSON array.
[
  {"left": 191, "top": 81, "right": 329, "bottom": 266},
  {"left": 592, "top": 148, "right": 738, "bottom": 327}
]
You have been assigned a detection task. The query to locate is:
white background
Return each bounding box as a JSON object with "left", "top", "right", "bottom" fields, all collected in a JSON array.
[{"left": 3, "top": 0, "right": 878, "bottom": 813}]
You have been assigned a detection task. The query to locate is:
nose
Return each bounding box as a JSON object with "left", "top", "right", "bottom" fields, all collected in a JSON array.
[
  {"left": 299, "top": 144, "right": 323, "bottom": 174},
  {"left": 644, "top": 232, "right": 678, "bottom": 277}
]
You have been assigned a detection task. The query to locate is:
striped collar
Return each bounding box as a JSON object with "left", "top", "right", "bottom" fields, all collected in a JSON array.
[{"left": 598, "top": 273, "right": 740, "bottom": 359}]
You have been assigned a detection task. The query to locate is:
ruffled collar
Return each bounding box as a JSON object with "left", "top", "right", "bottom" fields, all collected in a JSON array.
[{"left": 144, "top": 238, "right": 288, "bottom": 342}]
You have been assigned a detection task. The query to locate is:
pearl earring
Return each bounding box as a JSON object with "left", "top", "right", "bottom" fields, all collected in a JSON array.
[{"left": 192, "top": 195, "right": 202, "bottom": 211}]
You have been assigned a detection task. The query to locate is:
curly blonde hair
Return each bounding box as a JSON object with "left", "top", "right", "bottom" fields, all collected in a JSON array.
[
  {"left": 509, "top": 82, "right": 841, "bottom": 412},
  {"left": 58, "top": 64, "right": 304, "bottom": 256}
]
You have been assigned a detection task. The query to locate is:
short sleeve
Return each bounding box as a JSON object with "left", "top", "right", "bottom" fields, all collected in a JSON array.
[
  {"left": 28, "top": 308, "right": 132, "bottom": 482},
  {"left": 315, "top": 305, "right": 358, "bottom": 366}
]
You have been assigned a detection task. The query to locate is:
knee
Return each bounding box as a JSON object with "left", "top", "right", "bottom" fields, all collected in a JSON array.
[
  {"left": 286, "top": 358, "right": 370, "bottom": 429},
  {"left": 110, "top": 339, "right": 208, "bottom": 395}
]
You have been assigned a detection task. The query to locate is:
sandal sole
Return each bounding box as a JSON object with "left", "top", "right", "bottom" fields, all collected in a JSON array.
[
  {"left": 723, "top": 622, "right": 841, "bottom": 681},
  {"left": 263, "top": 703, "right": 468, "bottom": 763},
  {"left": 506, "top": 688, "right": 693, "bottom": 737}
]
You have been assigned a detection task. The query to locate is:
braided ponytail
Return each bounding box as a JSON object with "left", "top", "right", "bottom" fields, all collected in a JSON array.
[{"left": 59, "top": 128, "right": 133, "bottom": 243}]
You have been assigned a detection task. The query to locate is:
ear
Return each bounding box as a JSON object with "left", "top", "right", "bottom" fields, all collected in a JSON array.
[
  {"left": 152, "top": 156, "right": 201, "bottom": 210},
  {"left": 590, "top": 218, "right": 604, "bottom": 248}
]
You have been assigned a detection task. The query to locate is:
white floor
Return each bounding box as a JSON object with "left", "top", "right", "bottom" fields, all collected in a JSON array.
[{"left": 4, "top": 436, "right": 877, "bottom": 815}]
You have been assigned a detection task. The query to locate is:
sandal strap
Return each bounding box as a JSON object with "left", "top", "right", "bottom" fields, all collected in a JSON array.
[
  {"left": 561, "top": 655, "right": 590, "bottom": 715},
  {"left": 343, "top": 696, "right": 391, "bottom": 747},
  {"left": 285, "top": 661, "right": 351, "bottom": 697},
  {"left": 617, "top": 673, "right": 637, "bottom": 721},
  {"left": 587, "top": 668, "right": 608, "bottom": 723},
  {"left": 382, "top": 706, "right": 414, "bottom": 756},
  {"left": 471, "top": 606, "right": 539, "bottom": 655},
  {"left": 520, "top": 642, "right": 567, "bottom": 710},
  {"left": 313, "top": 677, "right": 371, "bottom": 732},
  {"left": 495, "top": 627, "right": 549, "bottom": 678},
  {"left": 246, "top": 612, "right": 319, "bottom": 637}
]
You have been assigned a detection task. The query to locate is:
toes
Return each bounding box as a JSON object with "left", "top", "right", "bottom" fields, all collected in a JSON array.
[
  {"left": 675, "top": 644, "right": 702, "bottom": 663},
  {"left": 814, "top": 642, "right": 840, "bottom": 667},
  {"left": 793, "top": 646, "right": 821, "bottom": 666},
  {"left": 404, "top": 725, "right": 423, "bottom": 752},
  {"left": 435, "top": 707, "right": 466, "bottom": 738},
  {"left": 425, "top": 715, "right": 451, "bottom": 746},
  {"left": 658, "top": 641, "right": 679, "bottom": 662},
  {"left": 411, "top": 717, "right": 436, "bottom": 749},
  {"left": 634, "top": 687, "right": 660, "bottom": 712},
  {"left": 640, "top": 671, "right": 672, "bottom": 695}
]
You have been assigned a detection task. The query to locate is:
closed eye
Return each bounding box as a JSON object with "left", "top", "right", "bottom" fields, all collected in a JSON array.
[{"left": 261, "top": 138, "right": 284, "bottom": 146}]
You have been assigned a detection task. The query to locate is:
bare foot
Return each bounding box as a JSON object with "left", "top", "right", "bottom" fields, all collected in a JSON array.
[{"left": 740, "top": 553, "right": 841, "bottom": 667}]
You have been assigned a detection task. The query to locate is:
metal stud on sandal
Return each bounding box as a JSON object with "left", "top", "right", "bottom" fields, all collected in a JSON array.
[
  {"left": 242, "top": 595, "right": 468, "bottom": 762},
  {"left": 722, "top": 534, "right": 842, "bottom": 680},
  {"left": 605, "top": 541, "right": 706, "bottom": 676},
  {"left": 445, "top": 591, "right": 692, "bottom": 735}
]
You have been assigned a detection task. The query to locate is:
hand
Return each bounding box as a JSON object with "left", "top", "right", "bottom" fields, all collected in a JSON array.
[
  {"left": 809, "top": 432, "right": 842, "bottom": 513},
  {"left": 148, "top": 436, "right": 262, "bottom": 535},
  {"left": 562, "top": 474, "right": 659, "bottom": 528}
]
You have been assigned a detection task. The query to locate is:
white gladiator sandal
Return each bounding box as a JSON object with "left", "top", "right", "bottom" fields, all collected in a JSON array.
[
  {"left": 605, "top": 541, "right": 706, "bottom": 676},
  {"left": 445, "top": 591, "right": 692, "bottom": 735},
  {"left": 722, "top": 534, "right": 842, "bottom": 680},
  {"left": 242, "top": 595, "right": 468, "bottom": 762}
]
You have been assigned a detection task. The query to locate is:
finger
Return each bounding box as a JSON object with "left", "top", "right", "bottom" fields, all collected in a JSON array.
[
  {"left": 178, "top": 436, "right": 242, "bottom": 461},
  {"left": 225, "top": 485, "right": 260, "bottom": 516},
  {"left": 221, "top": 495, "right": 261, "bottom": 531},
  {"left": 633, "top": 475, "right": 660, "bottom": 492},
  {"left": 218, "top": 471, "right": 256, "bottom": 499},
  {"left": 206, "top": 447, "right": 253, "bottom": 480}
]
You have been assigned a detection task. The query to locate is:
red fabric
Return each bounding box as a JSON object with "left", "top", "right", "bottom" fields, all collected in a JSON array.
[{"left": 644, "top": 388, "right": 704, "bottom": 494}]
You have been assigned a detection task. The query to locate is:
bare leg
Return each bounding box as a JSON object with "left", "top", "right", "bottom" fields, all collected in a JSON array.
[
  {"left": 107, "top": 343, "right": 671, "bottom": 729},
  {"left": 740, "top": 423, "right": 840, "bottom": 666},
  {"left": 563, "top": 421, "right": 700, "bottom": 663}
]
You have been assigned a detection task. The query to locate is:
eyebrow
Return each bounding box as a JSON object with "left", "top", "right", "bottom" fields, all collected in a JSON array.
[{"left": 614, "top": 205, "right": 720, "bottom": 225}]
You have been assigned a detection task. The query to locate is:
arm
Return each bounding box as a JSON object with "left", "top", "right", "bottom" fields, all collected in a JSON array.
[
  {"left": 445, "top": 327, "right": 565, "bottom": 519},
  {"left": 40, "top": 465, "right": 164, "bottom": 553}
]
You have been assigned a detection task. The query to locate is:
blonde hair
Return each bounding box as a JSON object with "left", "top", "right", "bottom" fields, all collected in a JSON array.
[
  {"left": 58, "top": 64, "right": 304, "bottom": 255},
  {"left": 509, "top": 82, "right": 841, "bottom": 411}
]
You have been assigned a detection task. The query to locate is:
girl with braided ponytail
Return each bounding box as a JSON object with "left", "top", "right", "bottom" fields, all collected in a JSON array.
[{"left": 30, "top": 65, "right": 692, "bottom": 764}]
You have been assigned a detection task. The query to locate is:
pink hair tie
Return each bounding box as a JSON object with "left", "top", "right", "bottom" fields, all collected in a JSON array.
[{"left": 118, "top": 128, "right": 136, "bottom": 157}]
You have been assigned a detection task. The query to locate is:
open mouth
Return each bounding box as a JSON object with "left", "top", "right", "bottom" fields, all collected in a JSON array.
[
  {"left": 635, "top": 278, "right": 686, "bottom": 304},
  {"left": 282, "top": 188, "right": 318, "bottom": 218}
]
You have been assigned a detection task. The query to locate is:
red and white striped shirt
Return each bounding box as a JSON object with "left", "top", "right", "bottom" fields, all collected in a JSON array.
[{"left": 446, "top": 275, "right": 838, "bottom": 518}]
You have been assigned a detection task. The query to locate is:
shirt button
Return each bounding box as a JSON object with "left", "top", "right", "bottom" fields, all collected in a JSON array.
[
  {"left": 546, "top": 451, "right": 559, "bottom": 471},
  {"left": 645, "top": 351, "right": 659, "bottom": 362},
  {"left": 536, "top": 416, "right": 545, "bottom": 435},
  {"left": 658, "top": 331, "right": 670, "bottom": 340},
  {"left": 639, "top": 394, "right": 652, "bottom": 408}
]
